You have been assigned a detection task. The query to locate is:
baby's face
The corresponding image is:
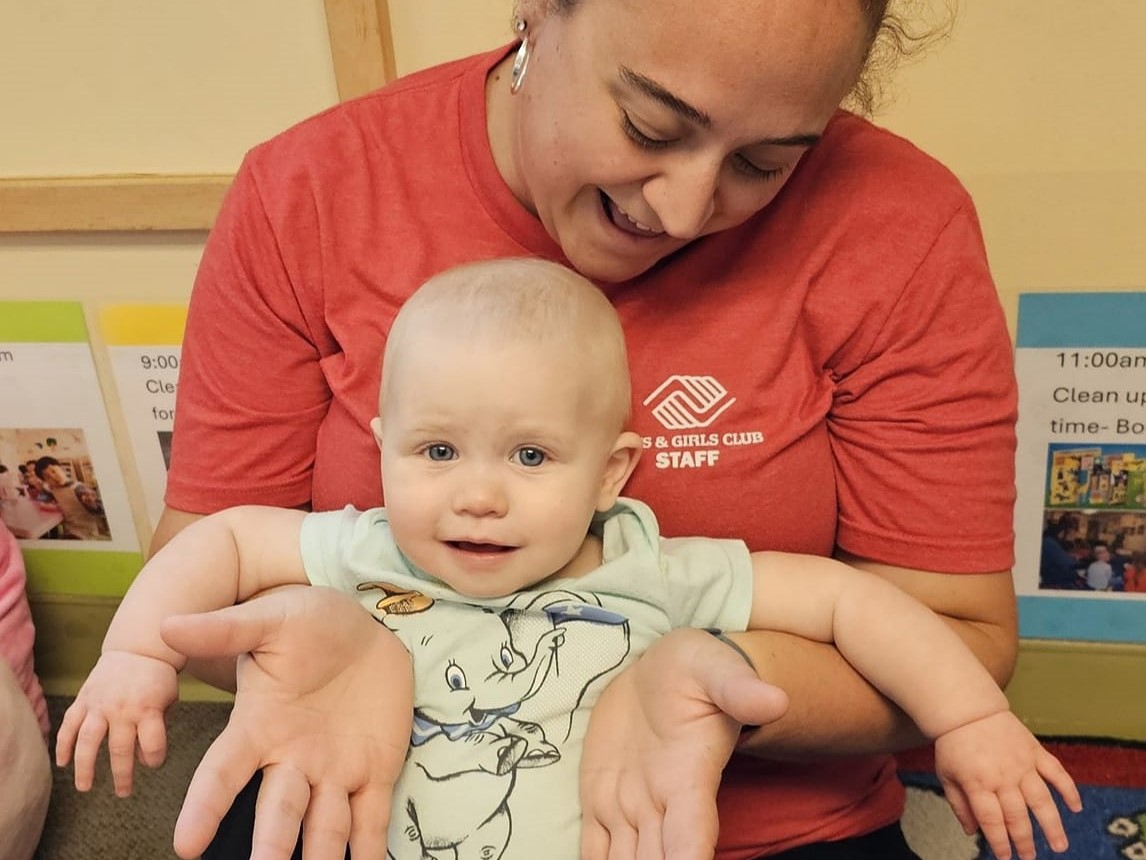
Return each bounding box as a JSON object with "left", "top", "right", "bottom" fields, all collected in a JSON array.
[{"left": 375, "top": 337, "right": 624, "bottom": 599}]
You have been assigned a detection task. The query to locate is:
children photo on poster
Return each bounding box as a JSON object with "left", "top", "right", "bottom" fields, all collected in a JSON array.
[
  {"left": 0, "top": 428, "right": 112, "bottom": 541},
  {"left": 0, "top": 302, "right": 139, "bottom": 558},
  {"left": 1038, "top": 443, "right": 1146, "bottom": 594}
]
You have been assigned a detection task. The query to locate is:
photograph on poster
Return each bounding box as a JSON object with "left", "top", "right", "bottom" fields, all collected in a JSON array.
[
  {"left": 157, "top": 430, "right": 173, "bottom": 470},
  {"left": 1038, "top": 442, "right": 1146, "bottom": 595},
  {"left": 0, "top": 428, "right": 111, "bottom": 542}
]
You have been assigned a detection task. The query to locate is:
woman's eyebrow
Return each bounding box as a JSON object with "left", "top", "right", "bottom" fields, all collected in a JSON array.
[
  {"left": 618, "top": 64, "right": 823, "bottom": 148},
  {"left": 620, "top": 66, "right": 711, "bottom": 127}
]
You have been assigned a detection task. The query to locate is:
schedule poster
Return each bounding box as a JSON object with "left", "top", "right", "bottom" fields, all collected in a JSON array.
[
  {"left": 0, "top": 302, "right": 142, "bottom": 595},
  {"left": 1013, "top": 292, "right": 1146, "bottom": 643},
  {"left": 99, "top": 304, "right": 185, "bottom": 530}
]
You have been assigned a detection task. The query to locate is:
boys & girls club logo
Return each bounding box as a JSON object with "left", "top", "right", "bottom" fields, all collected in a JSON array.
[{"left": 641, "top": 375, "right": 764, "bottom": 469}]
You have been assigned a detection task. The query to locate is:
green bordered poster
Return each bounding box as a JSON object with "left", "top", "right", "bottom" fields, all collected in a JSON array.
[
  {"left": 1014, "top": 292, "right": 1146, "bottom": 642},
  {"left": 99, "top": 304, "right": 186, "bottom": 531},
  {"left": 0, "top": 302, "right": 142, "bottom": 595}
]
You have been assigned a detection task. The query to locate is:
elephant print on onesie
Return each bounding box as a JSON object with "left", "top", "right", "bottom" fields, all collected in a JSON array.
[{"left": 356, "top": 583, "right": 632, "bottom": 860}]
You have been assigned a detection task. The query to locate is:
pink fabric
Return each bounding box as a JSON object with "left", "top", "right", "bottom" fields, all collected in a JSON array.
[{"left": 0, "top": 523, "right": 49, "bottom": 738}]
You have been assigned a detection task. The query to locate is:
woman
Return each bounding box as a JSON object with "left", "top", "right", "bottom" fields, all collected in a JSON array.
[{"left": 155, "top": 0, "right": 1019, "bottom": 857}]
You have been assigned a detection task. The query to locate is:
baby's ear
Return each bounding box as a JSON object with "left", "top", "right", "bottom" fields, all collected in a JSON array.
[
  {"left": 597, "top": 431, "right": 643, "bottom": 512},
  {"left": 369, "top": 417, "right": 385, "bottom": 451}
]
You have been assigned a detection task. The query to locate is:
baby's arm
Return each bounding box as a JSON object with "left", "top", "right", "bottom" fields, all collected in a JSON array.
[
  {"left": 748, "top": 553, "right": 1081, "bottom": 860},
  {"left": 56, "top": 506, "right": 309, "bottom": 796}
]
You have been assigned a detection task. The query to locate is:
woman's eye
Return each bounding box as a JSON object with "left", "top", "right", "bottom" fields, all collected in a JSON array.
[
  {"left": 732, "top": 154, "right": 785, "bottom": 182},
  {"left": 499, "top": 645, "right": 514, "bottom": 668},
  {"left": 425, "top": 444, "right": 456, "bottom": 462},
  {"left": 445, "top": 663, "right": 467, "bottom": 690},
  {"left": 621, "top": 111, "right": 674, "bottom": 150},
  {"left": 514, "top": 447, "right": 546, "bottom": 467}
]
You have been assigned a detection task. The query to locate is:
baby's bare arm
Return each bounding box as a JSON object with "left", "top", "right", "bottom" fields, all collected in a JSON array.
[
  {"left": 747, "top": 551, "right": 1009, "bottom": 739},
  {"left": 105, "top": 506, "right": 310, "bottom": 664},
  {"left": 57, "top": 506, "right": 310, "bottom": 795}
]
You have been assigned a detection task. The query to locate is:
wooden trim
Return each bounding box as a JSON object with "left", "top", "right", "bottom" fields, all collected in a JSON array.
[
  {"left": 0, "top": 174, "right": 232, "bottom": 233},
  {"left": 2, "top": 4, "right": 394, "bottom": 233},
  {"left": 323, "top": 0, "right": 397, "bottom": 101}
]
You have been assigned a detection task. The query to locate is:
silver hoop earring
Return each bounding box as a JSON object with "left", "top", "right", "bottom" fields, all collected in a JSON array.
[{"left": 510, "top": 19, "right": 531, "bottom": 94}]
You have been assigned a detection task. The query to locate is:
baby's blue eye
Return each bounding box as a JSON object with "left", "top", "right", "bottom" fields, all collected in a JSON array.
[
  {"left": 445, "top": 663, "right": 467, "bottom": 690},
  {"left": 499, "top": 645, "right": 514, "bottom": 668},
  {"left": 515, "top": 447, "right": 545, "bottom": 467},
  {"left": 426, "top": 444, "right": 456, "bottom": 462}
]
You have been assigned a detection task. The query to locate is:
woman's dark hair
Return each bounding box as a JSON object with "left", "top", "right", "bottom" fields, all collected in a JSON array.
[{"left": 850, "top": 0, "right": 956, "bottom": 114}]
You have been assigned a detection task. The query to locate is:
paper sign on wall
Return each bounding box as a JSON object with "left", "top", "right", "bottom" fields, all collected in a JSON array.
[
  {"left": 99, "top": 305, "right": 185, "bottom": 530},
  {"left": 0, "top": 302, "right": 142, "bottom": 594},
  {"left": 1013, "top": 292, "right": 1146, "bottom": 643}
]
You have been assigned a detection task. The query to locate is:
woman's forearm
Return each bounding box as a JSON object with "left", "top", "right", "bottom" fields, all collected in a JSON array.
[{"left": 727, "top": 629, "right": 919, "bottom": 757}]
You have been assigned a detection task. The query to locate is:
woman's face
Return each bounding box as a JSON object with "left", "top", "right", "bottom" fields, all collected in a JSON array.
[{"left": 493, "top": 0, "right": 869, "bottom": 283}]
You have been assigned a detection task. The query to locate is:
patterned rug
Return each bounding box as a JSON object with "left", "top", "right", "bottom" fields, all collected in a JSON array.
[{"left": 898, "top": 737, "right": 1146, "bottom": 860}]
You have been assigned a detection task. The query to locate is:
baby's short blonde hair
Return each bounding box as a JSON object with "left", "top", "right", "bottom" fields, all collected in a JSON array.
[{"left": 381, "top": 258, "right": 632, "bottom": 430}]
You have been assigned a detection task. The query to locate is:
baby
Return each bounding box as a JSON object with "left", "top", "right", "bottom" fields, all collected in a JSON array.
[{"left": 58, "top": 258, "right": 1080, "bottom": 860}]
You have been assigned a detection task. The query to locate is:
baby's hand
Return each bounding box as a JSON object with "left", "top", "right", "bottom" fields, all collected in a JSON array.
[
  {"left": 55, "top": 650, "right": 179, "bottom": 797},
  {"left": 934, "top": 711, "right": 1082, "bottom": 860}
]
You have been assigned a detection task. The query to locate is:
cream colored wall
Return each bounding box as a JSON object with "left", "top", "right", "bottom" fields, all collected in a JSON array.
[
  {"left": 389, "top": 0, "right": 512, "bottom": 74},
  {"left": 0, "top": 0, "right": 339, "bottom": 176},
  {"left": 876, "top": 2, "right": 1146, "bottom": 324}
]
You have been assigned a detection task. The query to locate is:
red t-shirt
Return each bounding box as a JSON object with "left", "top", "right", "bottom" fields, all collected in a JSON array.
[{"left": 168, "top": 46, "right": 1017, "bottom": 857}]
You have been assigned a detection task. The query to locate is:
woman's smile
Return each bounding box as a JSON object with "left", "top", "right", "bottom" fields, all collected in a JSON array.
[{"left": 600, "top": 191, "right": 665, "bottom": 237}]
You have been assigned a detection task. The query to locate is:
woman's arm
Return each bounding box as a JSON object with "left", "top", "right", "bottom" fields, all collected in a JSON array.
[{"left": 729, "top": 557, "right": 1017, "bottom": 757}]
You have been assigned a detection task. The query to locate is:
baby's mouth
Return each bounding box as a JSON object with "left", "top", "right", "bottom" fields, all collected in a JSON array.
[
  {"left": 449, "top": 541, "right": 513, "bottom": 554},
  {"left": 600, "top": 191, "right": 665, "bottom": 237}
]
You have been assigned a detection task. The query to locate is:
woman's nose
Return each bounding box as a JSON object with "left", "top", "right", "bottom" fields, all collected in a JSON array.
[{"left": 643, "top": 158, "right": 719, "bottom": 240}]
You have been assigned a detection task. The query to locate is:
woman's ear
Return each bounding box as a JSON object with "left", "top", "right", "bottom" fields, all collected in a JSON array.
[
  {"left": 369, "top": 416, "right": 385, "bottom": 452},
  {"left": 596, "top": 431, "right": 643, "bottom": 511}
]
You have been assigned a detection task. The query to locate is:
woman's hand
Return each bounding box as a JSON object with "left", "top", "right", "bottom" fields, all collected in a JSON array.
[
  {"left": 160, "top": 585, "right": 413, "bottom": 860},
  {"left": 579, "top": 628, "right": 789, "bottom": 860}
]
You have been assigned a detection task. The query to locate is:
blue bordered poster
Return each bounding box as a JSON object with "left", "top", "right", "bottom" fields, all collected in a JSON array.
[{"left": 1013, "top": 292, "right": 1146, "bottom": 642}]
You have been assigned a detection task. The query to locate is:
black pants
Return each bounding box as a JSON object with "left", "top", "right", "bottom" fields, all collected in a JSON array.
[
  {"left": 204, "top": 772, "right": 920, "bottom": 860},
  {"left": 765, "top": 823, "right": 921, "bottom": 859}
]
